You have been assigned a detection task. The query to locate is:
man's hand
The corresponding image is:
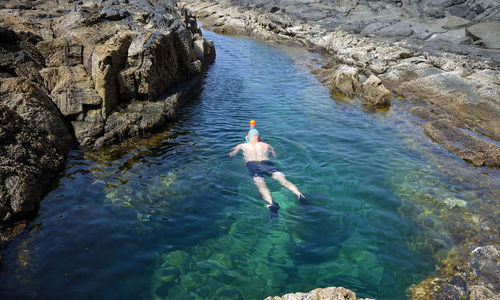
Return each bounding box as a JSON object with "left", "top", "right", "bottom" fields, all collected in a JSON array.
[
  {"left": 229, "top": 144, "right": 242, "bottom": 157},
  {"left": 269, "top": 145, "right": 278, "bottom": 158}
]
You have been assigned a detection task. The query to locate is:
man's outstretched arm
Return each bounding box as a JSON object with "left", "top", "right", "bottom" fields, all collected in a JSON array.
[{"left": 229, "top": 144, "right": 243, "bottom": 157}]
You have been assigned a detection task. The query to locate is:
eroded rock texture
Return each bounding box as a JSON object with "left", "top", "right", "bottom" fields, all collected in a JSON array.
[
  {"left": 265, "top": 286, "right": 374, "bottom": 300},
  {"left": 0, "top": 27, "right": 73, "bottom": 226},
  {"left": 409, "top": 244, "right": 500, "bottom": 300},
  {"left": 2, "top": 0, "right": 214, "bottom": 148},
  {"left": 0, "top": 0, "right": 214, "bottom": 231},
  {"left": 0, "top": 104, "right": 66, "bottom": 223}
]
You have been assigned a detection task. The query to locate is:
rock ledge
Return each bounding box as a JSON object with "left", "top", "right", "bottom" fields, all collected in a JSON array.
[{"left": 265, "top": 286, "right": 373, "bottom": 300}]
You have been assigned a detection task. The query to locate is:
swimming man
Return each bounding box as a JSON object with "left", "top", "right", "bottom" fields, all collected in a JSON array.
[{"left": 229, "top": 120, "right": 306, "bottom": 213}]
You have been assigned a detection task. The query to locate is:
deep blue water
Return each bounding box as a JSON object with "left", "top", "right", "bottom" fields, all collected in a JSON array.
[{"left": 1, "top": 30, "right": 499, "bottom": 300}]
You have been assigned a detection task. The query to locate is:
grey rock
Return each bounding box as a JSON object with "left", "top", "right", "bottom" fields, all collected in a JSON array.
[
  {"left": 0, "top": 78, "right": 74, "bottom": 155},
  {"left": 40, "top": 66, "right": 101, "bottom": 117},
  {"left": 469, "top": 245, "right": 500, "bottom": 290},
  {"left": 361, "top": 21, "right": 393, "bottom": 36},
  {"left": 374, "top": 21, "right": 414, "bottom": 38},
  {"left": 0, "top": 22, "right": 74, "bottom": 230},
  {"left": 368, "top": 59, "right": 387, "bottom": 74},
  {"left": 333, "top": 65, "right": 359, "bottom": 97},
  {"left": 401, "top": 70, "right": 500, "bottom": 140},
  {"left": 441, "top": 15, "right": 472, "bottom": 29},
  {"left": 36, "top": 38, "right": 83, "bottom": 67},
  {"left": 91, "top": 32, "right": 134, "bottom": 117},
  {"left": 2, "top": 0, "right": 215, "bottom": 148},
  {"left": 95, "top": 74, "right": 203, "bottom": 148},
  {"left": 466, "top": 22, "right": 500, "bottom": 49}
]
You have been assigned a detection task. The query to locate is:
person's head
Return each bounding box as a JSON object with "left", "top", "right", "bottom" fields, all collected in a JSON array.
[{"left": 249, "top": 120, "right": 255, "bottom": 128}]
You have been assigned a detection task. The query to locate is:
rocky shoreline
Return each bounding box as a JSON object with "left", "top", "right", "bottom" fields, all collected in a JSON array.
[
  {"left": 0, "top": 0, "right": 214, "bottom": 250},
  {"left": 178, "top": 0, "right": 500, "bottom": 299},
  {"left": 179, "top": 0, "right": 500, "bottom": 168}
]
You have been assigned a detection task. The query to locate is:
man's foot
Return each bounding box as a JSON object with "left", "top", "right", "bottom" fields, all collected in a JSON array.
[
  {"left": 268, "top": 201, "right": 280, "bottom": 215},
  {"left": 298, "top": 194, "right": 309, "bottom": 205}
]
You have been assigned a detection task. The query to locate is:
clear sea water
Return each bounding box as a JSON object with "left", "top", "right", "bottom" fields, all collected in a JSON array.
[{"left": 1, "top": 30, "right": 499, "bottom": 300}]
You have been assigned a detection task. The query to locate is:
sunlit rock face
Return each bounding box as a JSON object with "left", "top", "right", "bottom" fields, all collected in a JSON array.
[
  {"left": 2, "top": 0, "right": 215, "bottom": 148},
  {"left": 0, "top": 0, "right": 215, "bottom": 227}
]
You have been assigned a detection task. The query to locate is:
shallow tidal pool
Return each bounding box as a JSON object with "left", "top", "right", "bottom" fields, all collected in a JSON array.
[{"left": 1, "top": 30, "right": 499, "bottom": 300}]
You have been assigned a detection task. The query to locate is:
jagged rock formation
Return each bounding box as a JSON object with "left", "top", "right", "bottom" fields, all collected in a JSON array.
[
  {"left": 179, "top": 0, "right": 500, "bottom": 168},
  {"left": 2, "top": 0, "right": 215, "bottom": 148},
  {"left": 265, "top": 286, "right": 373, "bottom": 300},
  {"left": 0, "top": 26, "right": 74, "bottom": 225},
  {"left": 0, "top": 0, "right": 214, "bottom": 236}
]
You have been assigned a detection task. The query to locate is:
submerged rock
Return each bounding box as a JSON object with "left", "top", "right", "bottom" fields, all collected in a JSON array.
[
  {"left": 444, "top": 197, "right": 468, "bottom": 208},
  {"left": 163, "top": 249, "right": 189, "bottom": 268},
  {"left": 423, "top": 119, "right": 500, "bottom": 167}
]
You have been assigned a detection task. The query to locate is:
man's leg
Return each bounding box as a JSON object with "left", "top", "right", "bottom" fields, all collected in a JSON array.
[
  {"left": 271, "top": 172, "right": 303, "bottom": 198},
  {"left": 253, "top": 176, "right": 273, "bottom": 206}
]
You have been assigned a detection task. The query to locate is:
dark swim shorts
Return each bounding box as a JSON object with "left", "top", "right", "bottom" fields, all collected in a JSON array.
[{"left": 246, "top": 160, "right": 280, "bottom": 178}]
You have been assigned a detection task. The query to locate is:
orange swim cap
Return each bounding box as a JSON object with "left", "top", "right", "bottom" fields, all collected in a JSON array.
[{"left": 250, "top": 120, "right": 255, "bottom": 125}]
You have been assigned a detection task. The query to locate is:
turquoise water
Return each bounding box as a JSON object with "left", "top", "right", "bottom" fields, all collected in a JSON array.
[{"left": 1, "top": 30, "right": 499, "bottom": 299}]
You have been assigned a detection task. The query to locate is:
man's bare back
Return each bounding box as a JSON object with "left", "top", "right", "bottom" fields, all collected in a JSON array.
[{"left": 229, "top": 142, "right": 277, "bottom": 162}]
